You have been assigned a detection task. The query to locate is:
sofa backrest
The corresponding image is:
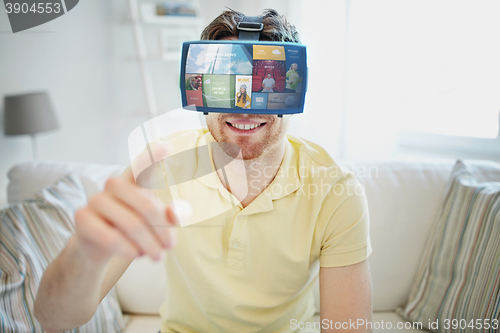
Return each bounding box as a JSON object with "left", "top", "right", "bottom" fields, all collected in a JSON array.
[
  {"left": 342, "top": 159, "right": 500, "bottom": 311},
  {"left": 7, "top": 159, "right": 500, "bottom": 314},
  {"left": 7, "top": 161, "right": 124, "bottom": 205}
]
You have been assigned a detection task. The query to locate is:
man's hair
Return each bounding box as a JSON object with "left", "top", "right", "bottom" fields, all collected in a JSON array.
[{"left": 200, "top": 8, "right": 301, "bottom": 43}]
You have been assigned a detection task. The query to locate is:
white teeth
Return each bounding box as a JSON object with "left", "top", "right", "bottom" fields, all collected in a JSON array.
[{"left": 230, "top": 123, "right": 262, "bottom": 130}]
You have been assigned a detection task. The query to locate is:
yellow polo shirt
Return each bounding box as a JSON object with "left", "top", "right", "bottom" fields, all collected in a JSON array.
[{"left": 154, "top": 128, "right": 372, "bottom": 333}]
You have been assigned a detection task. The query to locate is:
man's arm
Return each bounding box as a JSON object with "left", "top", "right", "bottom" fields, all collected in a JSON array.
[
  {"left": 34, "top": 142, "right": 181, "bottom": 332},
  {"left": 319, "top": 259, "right": 373, "bottom": 333},
  {"left": 34, "top": 236, "right": 133, "bottom": 332}
]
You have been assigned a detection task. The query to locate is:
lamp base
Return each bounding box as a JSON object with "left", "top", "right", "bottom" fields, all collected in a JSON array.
[{"left": 30, "top": 134, "right": 38, "bottom": 160}]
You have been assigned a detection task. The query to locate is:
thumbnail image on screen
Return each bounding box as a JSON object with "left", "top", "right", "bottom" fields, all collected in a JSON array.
[{"left": 184, "top": 43, "right": 305, "bottom": 111}]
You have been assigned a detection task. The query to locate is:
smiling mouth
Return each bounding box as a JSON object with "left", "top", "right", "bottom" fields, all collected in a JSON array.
[{"left": 226, "top": 122, "right": 266, "bottom": 131}]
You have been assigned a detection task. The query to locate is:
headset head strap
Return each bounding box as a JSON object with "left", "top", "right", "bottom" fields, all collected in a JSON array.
[{"left": 237, "top": 15, "right": 264, "bottom": 40}]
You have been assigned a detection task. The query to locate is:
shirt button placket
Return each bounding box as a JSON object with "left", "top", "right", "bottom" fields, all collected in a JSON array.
[
  {"left": 227, "top": 214, "right": 245, "bottom": 270},
  {"left": 232, "top": 215, "right": 245, "bottom": 249}
]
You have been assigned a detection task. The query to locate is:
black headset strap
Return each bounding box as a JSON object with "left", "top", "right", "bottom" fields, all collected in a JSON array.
[{"left": 237, "top": 16, "right": 264, "bottom": 40}]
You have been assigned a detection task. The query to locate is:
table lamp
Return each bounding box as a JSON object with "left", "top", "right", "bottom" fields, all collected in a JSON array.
[{"left": 3, "top": 92, "right": 59, "bottom": 160}]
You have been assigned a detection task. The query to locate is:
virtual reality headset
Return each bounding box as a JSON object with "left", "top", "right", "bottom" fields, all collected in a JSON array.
[{"left": 180, "top": 16, "right": 307, "bottom": 116}]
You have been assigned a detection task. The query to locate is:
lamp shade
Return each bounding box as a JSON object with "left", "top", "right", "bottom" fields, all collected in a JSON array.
[{"left": 3, "top": 92, "right": 59, "bottom": 136}]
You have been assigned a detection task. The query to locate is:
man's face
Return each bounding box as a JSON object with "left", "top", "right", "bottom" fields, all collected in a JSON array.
[
  {"left": 267, "top": 74, "right": 271, "bottom": 78},
  {"left": 206, "top": 36, "right": 290, "bottom": 160},
  {"left": 291, "top": 63, "right": 298, "bottom": 71},
  {"left": 206, "top": 112, "right": 290, "bottom": 160}
]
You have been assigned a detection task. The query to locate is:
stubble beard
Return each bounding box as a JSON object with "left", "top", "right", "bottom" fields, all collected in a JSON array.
[{"left": 207, "top": 119, "right": 287, "bottom": 161}]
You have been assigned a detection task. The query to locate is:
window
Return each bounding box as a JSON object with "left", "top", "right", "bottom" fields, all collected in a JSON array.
[{"left": 298, "top": 0, "right": 500, "bottom": 159}]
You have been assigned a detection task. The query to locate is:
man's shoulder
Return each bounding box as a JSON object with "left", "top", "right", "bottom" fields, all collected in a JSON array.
[
  {"left": 286, "top": 133, "right": 336, "bottom": 167},
  {"left": 285, "top": 134, "right": 365, "bottom": 211},
  {"left": 285, "top": 133, "right": 353, "bottom": 184}
]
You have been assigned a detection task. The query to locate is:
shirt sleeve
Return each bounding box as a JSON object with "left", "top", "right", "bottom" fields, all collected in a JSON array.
[{"left": 319, "top": 173, "right": 372, "bottom": 267}]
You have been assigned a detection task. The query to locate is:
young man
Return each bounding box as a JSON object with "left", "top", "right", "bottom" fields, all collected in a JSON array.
[
  {"left": 262, "top": 72, "right": 276, "bottom": 92},
  {"left": 35, "top": 9, "right": 373, "bottom": 333}
]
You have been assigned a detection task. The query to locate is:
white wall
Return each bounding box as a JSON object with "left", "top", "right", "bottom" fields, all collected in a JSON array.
[
  {"left": 0, "top": 0, "right": 296, "bottom": 206},
  {"left": 286, "top": 1, "right": 347, "bottom": 157}
]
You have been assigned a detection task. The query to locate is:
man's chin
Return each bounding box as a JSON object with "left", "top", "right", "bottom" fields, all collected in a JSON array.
[
  {"left": 222, "top": 141, "right": 264, "bottom": 161},
  {"left": 239, "top": 149, "right": 265, "bottom": 161}
]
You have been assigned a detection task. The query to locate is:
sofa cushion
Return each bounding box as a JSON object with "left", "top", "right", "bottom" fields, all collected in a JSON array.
[
  {"left": 0, "top": 173, "right": 126, "bottom": 333},
  {"left": 396, "top": 160, "right": 500, "bottom": 332},
  {"left": 116, "top": 254, "right": 167, "bottom": 315},
  {"left": 340, "top": 159, "right": 500, "bottom": 311},
  {"left": 7, "top": 161, "right": 124, "bottom": 205}
]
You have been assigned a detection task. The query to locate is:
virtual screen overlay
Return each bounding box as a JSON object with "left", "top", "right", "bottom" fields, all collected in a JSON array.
[
  {"left": 181, "top": 42, "right": 307, "bottom": 114},
  {"left": 128, "top": 108, "right": 247, "bottom": 228}
]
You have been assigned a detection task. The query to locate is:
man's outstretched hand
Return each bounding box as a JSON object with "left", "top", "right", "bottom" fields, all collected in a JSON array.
[{"left": 74, "top": 141, "right": 189, "bottom": 263}]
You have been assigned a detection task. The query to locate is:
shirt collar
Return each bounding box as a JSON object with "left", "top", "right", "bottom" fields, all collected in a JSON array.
[
  {"left": 194, "top": 131, "right": 243, "bottom": 208},
  {"left": 195, "top": 130, "right": 302, "bottom": 214}
]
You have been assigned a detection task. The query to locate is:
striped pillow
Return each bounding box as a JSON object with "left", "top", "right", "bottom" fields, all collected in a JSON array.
[
  {"left": 0, "top": 173, "right": 127, "bottom": 333},
  {"left": 397, "top": 160, "right": 500, "bottom": 332}
]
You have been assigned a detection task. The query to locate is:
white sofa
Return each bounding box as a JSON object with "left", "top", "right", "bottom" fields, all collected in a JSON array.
[{"left": 6, "top": 159, "right": 500, "bottom": 333}]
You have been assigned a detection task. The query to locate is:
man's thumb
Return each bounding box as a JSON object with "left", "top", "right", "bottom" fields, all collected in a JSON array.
[{"left": 122, "top": 140, "right": 172, "bottom": 186}]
